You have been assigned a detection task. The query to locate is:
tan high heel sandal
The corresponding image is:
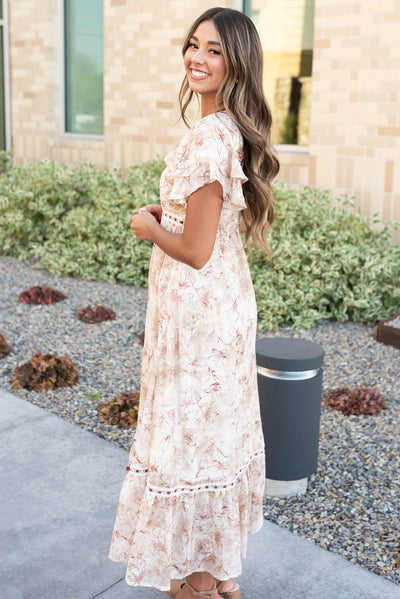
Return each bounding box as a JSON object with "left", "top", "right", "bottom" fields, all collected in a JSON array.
[
  {"left": 166, "top": 580, "right": 185, "bottom": 598},
  {"left": 166, "top": 578, "right": 219, "bottom": 598},
  {"left": 216, "top": 581, "right": 241, "bottom": 599},
  {"left": 166, "top": 579, "right": 241, "bottom": 599}
]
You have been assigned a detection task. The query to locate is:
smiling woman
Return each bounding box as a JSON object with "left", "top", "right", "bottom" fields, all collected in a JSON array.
[
  {"left": 108, "top": 7, "right": 279, "bottom": 599},
  {"left": 183, "top": 21, "right": 227, "bottom": 116}
]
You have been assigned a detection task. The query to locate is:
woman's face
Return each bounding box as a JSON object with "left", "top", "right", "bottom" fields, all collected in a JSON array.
[{"left": 184, "top": 20, "right": 227, "bottom": 106}]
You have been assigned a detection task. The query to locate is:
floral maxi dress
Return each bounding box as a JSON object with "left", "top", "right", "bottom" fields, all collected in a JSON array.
[{"left": 109, "top": 111, "right": 265, "bottom": 591}]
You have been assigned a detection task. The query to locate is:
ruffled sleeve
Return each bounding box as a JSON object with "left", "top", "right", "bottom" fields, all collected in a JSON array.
[{"left": 164, "top": 114, "right": 247, "bottom": 210}]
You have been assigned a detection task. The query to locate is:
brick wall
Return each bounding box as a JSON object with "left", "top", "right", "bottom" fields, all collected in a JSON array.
[
  {"left": 7, "top": 0, "right": 400, "bottom": 234},
  {"left": 9, "top": 0, "right": 54, "bottom": 162},
  {"left": 9, "top": 0, "right": 107, "bottom": 166},
  {"left": 103, "top": 0, "right": 228, "bottom": 169},
  {"left": 309, "top": 0, "right": 400, "bottom": 234},
  {"left": 9, "top": 0, "right": 231, "bottom": 169}
]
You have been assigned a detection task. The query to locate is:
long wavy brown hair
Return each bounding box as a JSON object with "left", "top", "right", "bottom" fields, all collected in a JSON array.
[{"left": 179, "top": 7, "right": 280, "bottom": 250}]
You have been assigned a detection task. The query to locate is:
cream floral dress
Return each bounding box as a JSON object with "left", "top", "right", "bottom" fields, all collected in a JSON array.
[{"left": 109, "top": 111, "right": 265, "bottom": 591}]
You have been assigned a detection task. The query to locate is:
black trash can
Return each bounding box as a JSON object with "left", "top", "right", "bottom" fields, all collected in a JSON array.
[{"left": 256, "top": 337, "right": 324, "bottom": 496}]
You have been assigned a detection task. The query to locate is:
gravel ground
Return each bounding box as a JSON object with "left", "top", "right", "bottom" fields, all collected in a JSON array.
[{"left": 0, "top": 255, "right": 399, "bottom": 585}]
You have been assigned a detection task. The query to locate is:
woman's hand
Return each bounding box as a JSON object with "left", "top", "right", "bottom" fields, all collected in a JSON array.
[
  {"left": 130, "top": 210, "right": 159, "bottom": 241},
  {"left": 136, "top": 204, "right": 162, "bottom": 222}
]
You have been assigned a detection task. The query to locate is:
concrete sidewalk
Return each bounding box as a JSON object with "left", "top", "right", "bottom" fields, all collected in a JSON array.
[{"left": 1, "top": 388, "right": 399, "bottom": 599}]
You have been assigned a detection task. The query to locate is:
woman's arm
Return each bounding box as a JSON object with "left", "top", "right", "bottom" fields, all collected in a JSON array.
[{"left": 130, "top": 181, "right": 223, "bottom": 270}]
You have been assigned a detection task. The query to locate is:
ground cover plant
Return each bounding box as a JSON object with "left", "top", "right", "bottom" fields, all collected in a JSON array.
[
  {"left": 77, "top": 304, "right": 116, "bottom": 323},
  {"left": 98, "top": 391, "right": 140, "bottom": 428},
  {"left": 12, "top": 352, "right": 79, "bottom": 392},
  {"left": 0, "top": 333, "right": 12, "bottom": 358},
  {"left": 18, "top": 284, "right": 67, "bottom": 305},
  {"left": 323, "top": 386, "right": 388, "bottom": 416},
  {"left": 0, "top": 152, "right": 399, "bottom": 330}
]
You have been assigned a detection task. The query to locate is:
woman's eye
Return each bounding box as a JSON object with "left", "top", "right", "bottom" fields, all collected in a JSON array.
[
  {"left": 188, "top": 42, "right": 198, "bottom": 49},
  {"left": 210, "top": 49, "right": 220, "bottom": 55}
]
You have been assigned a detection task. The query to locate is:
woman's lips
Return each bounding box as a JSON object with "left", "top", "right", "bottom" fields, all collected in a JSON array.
[{"left": 190, "top": 68, "right": 209, "bottom": 80}]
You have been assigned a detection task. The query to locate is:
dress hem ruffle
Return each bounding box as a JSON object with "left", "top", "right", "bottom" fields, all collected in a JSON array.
[
  {"left": 109, "top": 514, "right": 264, "bottom": 591},
  {"left": 109, "top": 452, "right": 265, "bottom": 591}
]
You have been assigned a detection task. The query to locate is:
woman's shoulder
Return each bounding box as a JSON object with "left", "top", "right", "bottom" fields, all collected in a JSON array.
[
  {"left": 165, "top": 112, "right": 242, "bottom": 172},
  {"left": 190, "top": 111, "right": 242, "bottom": 151}
]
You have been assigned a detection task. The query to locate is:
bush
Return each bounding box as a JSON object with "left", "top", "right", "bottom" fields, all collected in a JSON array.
[
  {"left": 0, "top": 153, "right": 399, "bottom": 330},
  {"left": 18, "top": 285, "right": 67, "bottom": 305},
  {"left": 323, "top": 387, "right": 388, "bottom": 416},
  {"left": 0, "top": 157, "right": 163, "bottom": 286},
  {"left": 0, "top": 333, "right": 12, "bottom": 358},
  {"left": 12, "top": 352, "right": 79, "bottom": 392},
  {"left": 77, "top": 304, "right": 116, "bottom": 323},
  {"left": 98, "top": 391, "right": 140, "bottom": 428},
  {"left": 251, "top": 183, "right": 400, "bottom": 329}
]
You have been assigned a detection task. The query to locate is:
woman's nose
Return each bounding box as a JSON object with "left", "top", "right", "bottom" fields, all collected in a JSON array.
[{"left": 191, "top": 47, "right": 206, "bottom": 63}]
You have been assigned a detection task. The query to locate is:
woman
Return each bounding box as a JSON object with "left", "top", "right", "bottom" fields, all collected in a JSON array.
[{"left": 109, "top": 7, "right": 279, "bottom": 599}]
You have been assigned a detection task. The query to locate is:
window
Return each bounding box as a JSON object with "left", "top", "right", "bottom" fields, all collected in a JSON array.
[
  {"left": 0, "top": 2, "right": 5, "bottom": 150},
  {"left": 0, "top": 0, "right": 10, "bottom": 150},
  {"left": 64, "top": 0, "right": 104, "bottom": 135},
  {"left": 244, "top": 0, "right": 315, "bottom": 146}
]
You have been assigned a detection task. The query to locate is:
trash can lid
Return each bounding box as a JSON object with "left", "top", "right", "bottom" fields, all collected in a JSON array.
[{"left": 256, "top": 337, "right": 324, "bottom": 371}]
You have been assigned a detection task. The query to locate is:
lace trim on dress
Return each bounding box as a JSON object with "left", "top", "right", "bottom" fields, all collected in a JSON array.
[
  {"left": 125, "top": 466, "right": 148, "bottom": 473},
  {"left": 125, "top": 449, "right": 265, "bottom": 497},
  {"left": 162, "top": 209, "right": 184, "bottom": 225}
]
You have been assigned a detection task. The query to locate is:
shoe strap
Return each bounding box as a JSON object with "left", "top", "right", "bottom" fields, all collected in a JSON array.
[
  {"left": 216, "top": 581, "right": 240, "bottom": 594},
  {"left": 185, "top": 579, "right": 217, "bottom": 598}
]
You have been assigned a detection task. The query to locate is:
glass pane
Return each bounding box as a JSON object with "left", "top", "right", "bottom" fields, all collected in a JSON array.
[
  {"left": 245, "top": 0, "right": 315, "bottom": 145},
  {"left": 65, "top": 0, "right": 103, "bottom": 134},
  {"left": 0, "top": 0, "right": 3, "bottom": 21},
  {"left": 0, "top": 26, "right": 6, "bottom": 150}
]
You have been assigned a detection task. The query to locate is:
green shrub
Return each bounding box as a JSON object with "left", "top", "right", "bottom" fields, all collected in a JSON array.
[
  {"left": 251, "top": 183, "right": 400, "bottom": 329},
  {"left": 0, "top": 152, "right": 399, "bottom": 330},
  {"left": 0, "top": 150, "right": 12, "bottom": 175},
  {"left": 0, "top": 157, "right": 163, "bottom": 287}
]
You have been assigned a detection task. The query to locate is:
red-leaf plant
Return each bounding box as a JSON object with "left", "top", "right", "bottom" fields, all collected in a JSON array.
[
  {"left": 77, "top": 304, "right": 116, "bottom": 324},
  {"left": 0, "top": 333, "right": 12, "bottom": 359},
  {"left": 18, "top": 285, "right": 67, "bottom": 305},
  {"left": 323, "top": 386, "right": 388, "bottom": 416},
  {"left": 98, "top": 391, "right": 140, "bottom": 428},
  {"left": 12, "top": 352, "right": 79, "bottom": 392}
]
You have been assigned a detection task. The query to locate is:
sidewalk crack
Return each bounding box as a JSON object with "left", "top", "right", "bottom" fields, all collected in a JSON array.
[{"left": 90, "top": 577, "right": 125, "bottom": 598}]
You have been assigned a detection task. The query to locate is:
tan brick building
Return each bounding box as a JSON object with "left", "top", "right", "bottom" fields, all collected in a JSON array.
[{"left": 1, "top": 0, "right": 399, "bottom": 233}]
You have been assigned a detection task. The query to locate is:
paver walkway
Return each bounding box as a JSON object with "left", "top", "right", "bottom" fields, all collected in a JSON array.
[{"left": 1, "top": 388, "right": 399, "bottom": 599}]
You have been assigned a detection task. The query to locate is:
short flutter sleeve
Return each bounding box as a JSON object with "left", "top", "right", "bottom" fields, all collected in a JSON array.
[{"left": 164, "top": 113, "right": 247, "bottom": 210}]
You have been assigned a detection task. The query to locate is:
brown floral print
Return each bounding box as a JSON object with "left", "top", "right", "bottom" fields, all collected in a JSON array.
[{"left": 109, "top": 112, "right": 265, "bottom": 591}]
